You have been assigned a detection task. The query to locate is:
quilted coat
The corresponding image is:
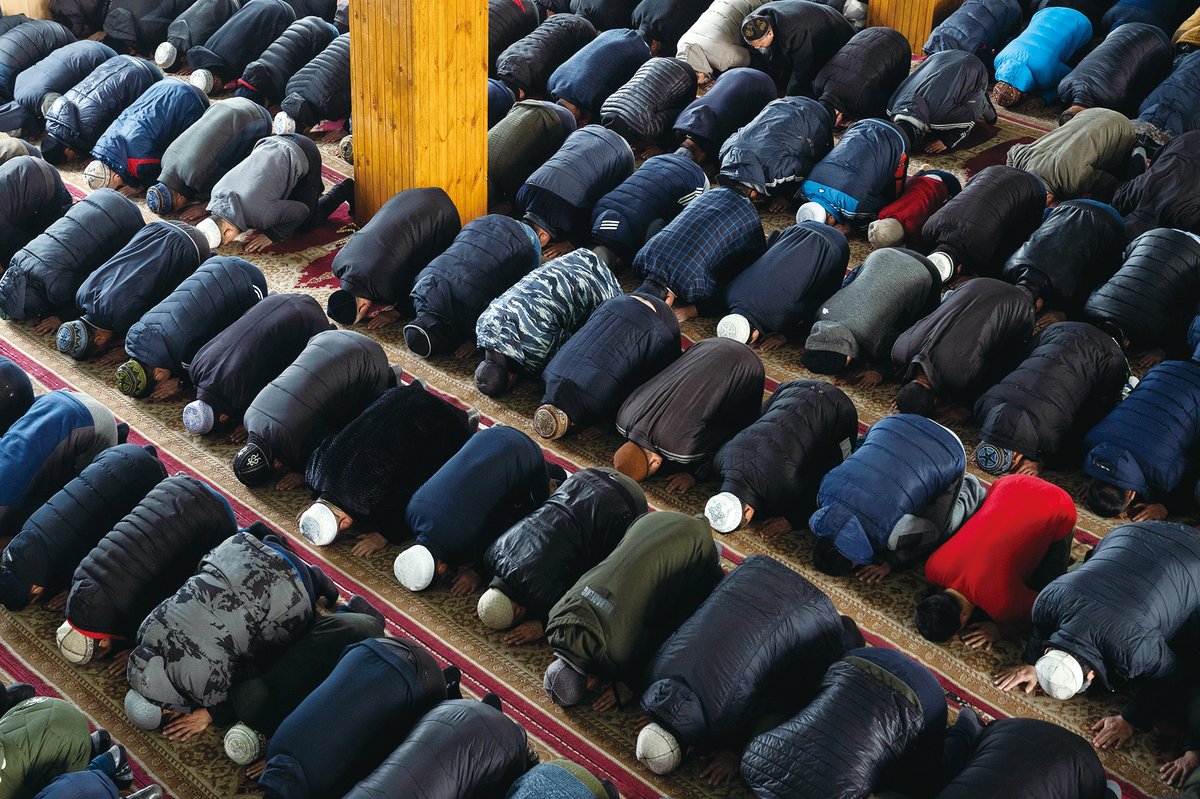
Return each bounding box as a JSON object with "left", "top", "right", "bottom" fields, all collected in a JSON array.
[
  {"left": 494, "top": 13, "right": 597, "bottom": 99},
  {"left": 590, "top": 152, "right": 707, "bottom": 257},
  {"left": 1006, "top": 107, "right": 1134, "bottom": 200},
  {"left": 812, "top": 26, "right": 910, "bottom": 120},
  {"left": 90, "top": 79, "right": 209, "bottom": 186},
  {"left": 489, "top": 0, "right": 539, "bottom": 73},
  {"left": 631, "top": 0, "right": 709, "bottom": 53},
  {"left": 992, "top": 7, "right": 1092, "bottom": 96},
  {"left": 0, "top": 39, "right": 113, "bottom": 134},
  {"left": 599, "top": 56, "right": 696, "bottom": 143},
  {"left": 672, "top": 66, "right": 777, "bottom": 152},
  {"left": 741, "top": 0, "right": 853, "bottom": 96},
  {"left": 488, "top": 100, "right": 577, "bottom": 202},
  {"left": 1112, "top": 130, "right": 1200, "bottom": 238},
  {"left": 156, "top": 97, "right": 273, "bottom": 200},
  {"left": 887, "top": 49, "right": 995, "bottom": 149},
  {"left": 718, "top": 96, "right": 833, "bottom": 197},
  {"left": 1102, "top": 0, "right": 1192, "bottom": 33},
  {"left": 675, "top": 0, "right": 766, "bottom": 77},
  {"left": 42, "top": 55, "right": 163, "bottom": 158},
  {"left": 801, "top": 118, "right": 909, "bottom": 226},
  {"left": 923, "top": 0, "right": 1020, "bottom": 55},
  {"left": 570, "top": 0, "right": 636, "bottom": 30},
  {"left": 0, "top": 156, "right": 69, "bottom": 265},
  {"left": 279, "top": 31, "right": 348, "bottom": 127},
  {"left": 237, "top": 15, "right": 338, "bottom": 105},
  {"left": 1058, "top": 22, "right": 1171, "bottom": 114},
  {"left": 547, "top": 27, "right": 650, "bottom": 115},
  {"left": 185, "top": 0, "right": 296, "bottom": 81},
  {"left": 1136, "top": 50, "right": 1200, "bottom": 141},
  {"left": 0, "top": 20, "right": 75, "bottom": 103},
  {"left": 102, "top": 0, "right": 196, "bottom": 54},
  {"left": 0, "top": 697, "right": 93, "bottom": 799}
]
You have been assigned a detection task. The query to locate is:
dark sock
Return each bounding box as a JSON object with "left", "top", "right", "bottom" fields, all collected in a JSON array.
[
  {"left": 482, "top": 692, "right": 502, "bottom": 711},
  {"left": 308, "top": 566, "right": 339, "bottom": 606},
  {"left": 345, "top": 594, "right": 385, "bottom": 626},
  {"left": 443, "top": 666, "right": 462, "bottom": 700},
  {"left": 1, "top": 683, "right": 34, "bottom": 715},
  {"left": 116, "top": 422, "right": 129, "bottom": 444},
  {"left": 90, "top": 729, "right": 111, "bottom": 757}
]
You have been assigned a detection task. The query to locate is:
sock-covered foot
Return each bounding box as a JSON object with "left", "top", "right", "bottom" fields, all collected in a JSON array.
[
  {"left": 1, "top": 683, "right": 34, "bottom": 714},
  {"left": 90, "top": 729, "right": 112, "bottom": 757},
  {"left": 482, "top": 692, "right": 502, "bottom": 711},
  {"left": 443, "top": 666, "right": 462, "bottom": 699},
  {"left": 345, "top": 594, "right": 385, "bottom": 626},
  {"left": 128, "top": 787, "right": 164, "bottom": 799},
  {"left": 89, "top": 743, "right": 132, "bottom": 789},
  {"left": 308, "top": 566, "right": 340, "bottom": 606},
  {"left": 954, "top": 706, "right": 983, "bottom": 738}
]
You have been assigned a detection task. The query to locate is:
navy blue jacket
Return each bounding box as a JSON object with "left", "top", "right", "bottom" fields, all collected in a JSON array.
[
  {"left": 1101, "top": 0, "right": 1191, "bottom": 33},
  {"left": 590, "top": 152, "right": 707, "bottom": 257},
  {"left": 887, "top": 49, "right": 995, "bottom": 149},
  {"left": 0, "top": 20, "right": 75, "bottom": 103},
  {"left": 279, "top": 31, "right": 348, "bottom": 127},
  {"left": 91, "top": 79, "right": 209, "bottom": 186},
  {"left": 1058, "top": 22, "right": 1171, "bottom": 114},
  {"left": 0, "top": 356, "right": 32, "bottom": 436},
  {"left": 672, "top": 67, "right": 777, "bottom": 153},
  {"left": 488, "top": 77, "right": 515, "bottom": 127},
  {"left": 548, "top": 28, "right": 650, "bottom": 114},
  {"left": 570, "top": 0, "right": 636, "bottom": 29},
  {"left": 801, "top": 118, "right": 908, "bottom": 226},
  {"left": 1137, "top": 50, "right": 1200, "bottom": 140},
  {"left": 718, "top": 96, "right": 833, "bottom": 198},
  {"left": 0, "top": 155, "right": 71, "bottom": 265},
  {"left": 102, "top": 0, "right": 195, "bottom": 53},
  {"left": 495, "top": 13, "right": 597, "bottom": 99},
  {"left": 187, "top": 0, "right": 296, "bottom": 81},
  {"left": 163, "top": 0, "right": 241, "bottom": 60},
  {"left": 923, "top": 0, "right": 1021, "bottom": 55},
  {"left": 1112, "top": 131, "right": 1200, "bottom": 239},
  {"left": 42, "top": 55, "right": 163, "bottom": 159},
  {"left": 0, "top": 39, "right": 113, "bottom": 134},
  {"left": 631, "top": 0, "right": 708, "bottom": 53},
  {"left": 238, "top": 16, "right": 338, "bottom": 105}
]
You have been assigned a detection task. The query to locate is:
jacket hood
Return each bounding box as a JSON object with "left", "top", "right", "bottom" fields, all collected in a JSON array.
[
  {"left": 1084, "top": 441, "right": 1150, "bottom": 494},
  {"left": 126, "top": 647, "right": 193, "bottom": 711},
  {"left": 805, "top": 319, "right": 858, "bottom": 359},
  {"left": 641, "top": 676, "right": 707, "bottom": 744},
  {"left": 978, "top": 403, "right": 1039, "bottom": 458},
  {"left": 718, "top": 147, "right": 766, "bottom": 195},
  {"left": 808, "top": 503, "right": 874, "bottom": 564}
]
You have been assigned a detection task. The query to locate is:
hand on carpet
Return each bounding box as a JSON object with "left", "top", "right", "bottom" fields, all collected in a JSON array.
[
  {"left": 107, "top": 648, "right": 132, "bottom": 677},
  {"left": 148, "top": 378, "right": 183, "bottom": 402},
  {"left": 839, "top": 368, "right": 883, "bottom": 390},
  {"left": 699, "top": 750, "right": 739, "bottom": 786},
  {"left": 960, "top": 622, "right": 999, "bottom": 650},
  {"left": 1092, "top": 715, "right": 1134, "bottom": 750},
  {"left": 246, "top": 760, "right": 267, "bottom": 780},
  {"left": 179, "top": 206, "right": 207, "bottom": 224},
  {"left": 755, "top": 333, "right": 786, "bottom": 352},
  {"left": 757, "top": 516, "right": 792, "bottom": 538},
  {"left": 97, "top": 347, "right": 127, "bottom": 367},
  {"left": 1137, "top": 348, "right": 1166, "bottom": 370},
  {"left": 854, "top": 562, "right": 891, "bottom": 584},
  {"left": 162, "top": 708, "right": 211, "bottom": 741},
  {"left": 592, "top": 682, "right": 632, "bottom": 713},
  {"left": 936, "top": 405, "right": 971, "bottom": 425},
  {"left": 366, "top": 309, "right": 401, "bottom": 330},
  {"left": 275, "top": 471, "right": 306, "bottom": 491},
  {"left": 44, "top": 590, "right": 69, "bottom": 612},
  {"left": 673, "top": 304, "right": 698, "bottom": 324},
  {"left": 1129, "top": 502, "right": 1167, "bottom": 522},
  {"left": 118, "top": 185, "right": 142, "bottom": 198},
  {"left": 1015, "top": 459, "right": 1041, "bottom": 477},
  {"left": 576, "top": 426, "right": 603, "bottom": 442},
  {"left": 226, "top": 425, "right": 248, "bottom": 444},
  {"left": 33, "top": 316, "right": 62, "bottom": 336},
  {"left": 1161, "top": 750, "right": 1199, "bottom": 787},
  {"left": 993, "top": 664, "right": 1038, "bottom": 694},
  {"left": 665, "top": 473, "right": 696, "bottom": 495},
  {"left": 766, "top": 197, "right": 790, "bottom": 214},
  {"left": 450, "top": 567, "right": 482, "bottom": 597},
  {"left": 351, "top": 532, "right": 387, "bottom": 558},
  {"left": 242, "top": 232, "right": 274, "bottom": 254},
  {"left": 501, "top": 620, "right": 544, "bottom": 646},
  {"left": 542, "top": 241, "right": 573, "bottom": 260},
  {"left": 923, "top": 139, "right": 948, "bottom": 154}
]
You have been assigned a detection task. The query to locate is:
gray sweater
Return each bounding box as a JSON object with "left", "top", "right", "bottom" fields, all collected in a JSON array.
[
  {"left": 159, "top": 97, "right": 271, "bottom": 199},
  {"left": 208, "top": 134, "right": 311, "bottom": 240}
]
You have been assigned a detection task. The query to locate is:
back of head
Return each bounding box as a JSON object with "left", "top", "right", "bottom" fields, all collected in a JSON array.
[
  {"left": 895, "top": 381, "right": 935, "bottom": 416},
  {"left": 914, "top": 592, "right": 963, "bottom": 642},
  {"left": 1084, "top": 480, "right": 1129, "bottom": 518}
]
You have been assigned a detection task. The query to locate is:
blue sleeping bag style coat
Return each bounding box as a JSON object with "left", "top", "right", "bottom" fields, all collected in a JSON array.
[
  {"left": 801, "top": 118, "right": 908, "bottom": 227},
  {"left": 992, "top": 7, "right": 1092, "bottom": 99},
  {"left": 590, "top": 152, "right": 707, "bottom": 257},
  {"left": 91, "top": 79, "right": 209, "bottom": 186},
  {"left": 922, "top": 0, "right": 1020, "bottom": 56},
  {"left": 719, "top": 96, "right": 833, "bottom": 198},
  {"left": 547, "top": 28, "right": 650, "bottom": 116}
]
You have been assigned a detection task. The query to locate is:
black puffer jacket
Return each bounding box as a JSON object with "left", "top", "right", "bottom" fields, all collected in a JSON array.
[
  {"left": 0, "top": 356, "right": 31, "bottom": 436},
  {"left": 642, "top": 556, "right": 848, "bottom": 753},
  {"left": 279, "top": 32, "right": 348, "bottom": 127},
  {"left": 495, "top": 13, "right": 597, "bottom": 98},
  {"left": 407, "top": 214, "right": 541, "bottom": 358},
  {"left": 484, "top": 467, "right": 647, "bottom": 621},
  {"left": 923, "top": 0, "right": 1021, "bottom": 55},
  {"left": 631, "top": 0, "right": 708, "bottom": 52},
  {"left": 489, "top": 0, "right": 540, "bottom": 73},
  {"left": 344, "top": 700, "right": 530, "bottom": 799},
  {"left": 42, "top": 55, "right": 163, "bottom": 158},
  {"left": 0, "top": 155, "right": 70, "bottom": 265},
  {"left": 1058, "top": 22, "right": 1171, "bottom": 114},
  {"left": 812, "top": 26, "right": 910, "bottom": 121},
  {"left": 0, "top": 39, "right": 113, "bottom": 135},
  {"left": 590, "top": 152, "right": 707, "bottom": 257},
  {"left": 672, "top": 66, "right": 778, "bottom": 154},
  {"left": 64, "top": 475, "right": 236, "bottom": 639},
  {"left": 570, "top": 0, "right": 635, "bottom": 29},
  {"left": 1002, "top": 200, "right": 1125, "bottom": 312},
  {"left": 0, "top": 20, "right": 75, "bottom": 103},
  {"left": 1, "top": 444, "right": 165, "bottom": 610},
  {"left": 243, "top": 329, "right": 391, "bottom": 471},
  {"left": 922, "top": 165, "right": 1046, "bottom": 276},
  {"left": 887, "top": 49, "right": 995, "bottom": 150},
  {"left": 599, "top": 56, "right": 696, "bottom": 144},
  {"left": 186, "top": 0, "right": 297, "bottom": 81},
  {"left": 718, "top": 96, "right": 833, "bottom": 199},
  {"left": 1084, "top": 227, "right": 1200, "bottom": 343},
  {"left": 712, "top": 379, "right": 857, "bottom": 525},
  {"left": 974, "top": 322, "right": 1127, "bottom": 463},
  {"left": 163, "top": 0, "right": 241, "bottom": 64},
  {"left": 103, "top": 0, "right": 196, "bottom": 53},
  {"left": 742, "top": 0, "right": 853, "bottom": 96},
  {"left": 237, "top": 16, "right": 338, "bottom": 105},
  {"left": 1112, "top": 130, "right": 1200, "bottom": 239}
]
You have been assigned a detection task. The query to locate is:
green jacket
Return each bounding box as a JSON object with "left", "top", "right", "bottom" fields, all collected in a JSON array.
[
  {"left": 0, "top": 698, "right": 91, "bottom": 799},
  {"left": 546, "top": 512, "right": 723, "bottom": 684}
]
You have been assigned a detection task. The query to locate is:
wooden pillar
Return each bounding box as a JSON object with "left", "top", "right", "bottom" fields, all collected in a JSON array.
[
  {"left": 868, "top": 0, "right": 964, "bottom": 53},
  {"left": 349, "top": 0, "right": 487, "bottom": 223}
]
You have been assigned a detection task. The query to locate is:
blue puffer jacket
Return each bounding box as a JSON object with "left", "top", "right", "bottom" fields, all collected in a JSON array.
[
  {"left": 719, "top": 221, "right": 848, "bottom": 337},
  {"left": 91, "top": 79, "right": 209, "bottom": 186},
  {"left": 1058, "top": 22, "right": 1171, "bottom": 114},
  {"left": 187, "top": 0, "right": 296, "bottom": 80},
  {"left": 1101, "top": 0, "right": 1191, "bottom": 33},
  {"left": 74, "top": 220, "right": 211, "bottom": 334},
  {"left": 809, "top": 414, "right": 967, "bottom": 568},
  {"left": 0, "top": 20, "right": 75, "bottom": 103},
  {"left": 124, "top": 255, "right": 267, "bottom": 374},
  {"left": 719, "top": 96, "right": 833, "bottom": 198},
  {"left": 923, "top": 0, "right": 1021, "bottom": 55},
  {"left": 405, "top": 426, "right": 550, "bottom": 566},
  {"left": 633, "top": 186, "right": 765, "bottom": 304},
  {"left": 0, "top": 39, "right": 113, "bottom": 134},
  {"left": 1137, "top": 50, "right": 1200, "bottom": 140},
  {"left": 1, "top": 189, "right": 143, "bottom": 322},
  {"left": 801, "top": 118, "right": 908, "bottom": 226},
  {"left": 1082, "top": 359, "right": 1200, "bottom": 496},
  {"left": 547, "top": 28, "right": 650, "bottom": 115},
  {"left": 590, "top": 152, "right": 707, "bottom": 257},
  {"left": 993, "top": 8, "right": 1092, "bottom": 97},
  {"left": 43, "top": 55, "right": 163, "bottom": 157},
  {"left": 540, "top": 291, "right": 681, "bottom": 427}
]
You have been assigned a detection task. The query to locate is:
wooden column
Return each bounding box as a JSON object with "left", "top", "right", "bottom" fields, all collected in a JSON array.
[
  {"left": 349, "top": 0, "right": 487, "bottom": 222},
  {"left": 868, "top": 0, "right": 964, "bottom": 53}
]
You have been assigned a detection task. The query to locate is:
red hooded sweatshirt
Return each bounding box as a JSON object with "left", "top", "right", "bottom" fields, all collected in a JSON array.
[{"left": 876, "top": 174, "right": 953, "bottom": 247}]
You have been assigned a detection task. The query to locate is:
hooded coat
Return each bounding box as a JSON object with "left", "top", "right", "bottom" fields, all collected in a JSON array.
[
  {"left": 719, "top": 221, "right": 849, "bottom": 337},
  {"left": 1002, "top": 200, "right": 1126, "bottom": 311},
  {"left": 74, "top": 220, "right": 210, "bottom": 335},
  {"left": 0, "top": 40, "right": 113, "bottom": 135},
  {"left": 672, "top": 66, "right": 777, "bottom": 153},
  {"left": 259, "top": 638, "right": 448, "bottom": 799},
  {"left": 127, "top": 531, "right": 313, "bottom": 712},
  {"left": 279, "top": 32, "right": 348, "bottom": 127},
  {"left": 546, "top": 511, "right": 722, "bottom": 684},
  {"left": 801, "top": 118, "right": 909, "bottom": 226},
  {"left": 599, "top": 56, "right": 696, "bottom": 144},
  {"left": 0, "top": 20, "right": 75, "bottom": 103},
  {"left": 489, "top": 0, "right": 539, "bottom": 73},
  {"left": 1112, "top": 130, "right": 1200, "bottom": 238},
  {"left": 712, "top": 379, "right": 857, "bottom": 524},
  {"left": 0, "top": 156, "right": 71, "bottom": 265},
  {"left": 188, "top": 293, "right": 330, "bottom": 422},
  {"left": 809, "top": 414, "right": 969, "bottom": 568},
  {"left": 157, "top": 97, "right": 274, "bottom": 200},
  {"left": 243, "top": 329, "right": 391, "bottom": 471},
  {"left": 674, "top": 0, "right": 765, "bottom": 77},
  {"left": 515, "top": 124, "right": 635, "bottom": 239},
  {"left": 745, "top": 1, "right": 855, "bottom": 97},
  {"left": 205, "top": 132, "right": 322, "bottom": 241},
  {"left": 0, "top": 443, "right": 165, "bottom": 611},
  {"left": 1136, "top": 50, "right": 1200, "bottom": 141},
  {"left": 42, "top": 55, "right": 163, "bottom": 159},
  {"left": 616, "top": 338, "right": 765, "bottom": 468},
  {"left": 922, "top": 0, "right": 1021, "bottom": 55},
  {"left": 488, "top": 100, "right": 577, "bottom": 203},
  {"left": 305, "top": 382, "right": 476, "bottom": 541},
  {"left": 1006, "top": 107, "right": 1134, "bottom": 201},
  {"left": 892, "top": 277, "right": 1034, "bottom": 399},
  {"left": 1058, "top": 22, "right": 1171, "bottom": 114},
  {"left": 0, "top": 391, "right": 118, "bottom": 539},
  {"left": 547, "top": 28, "right": 649, "bottom": 115},
  {"left": 344, "top": 700, "right": 530, "bottom": 799},
  {"left": 237, "top": 16, "right": 337, "bottom": 104},
  {"left": 569, "top": 0, "right": 635, "bottom": 29},
  {"left": 124, "top": 255, "right": 267, "bottom": 374},
  {"left": 805, "top": 247, "right": 941, "bottom": 364},
  {"left": 922, "top": 165, "right": 1046, "bottom": 276},
  {"left": 718, "top": 96, "right": 832, "bottom": 197},
  {"left": 90, "top": 79, "right": 209, "bottom": 186},
  {"left": 812, "top": 26, "right": 910, "bottom": 121},
  {"left": 1081, "top": 359, "right": 1200, "bottom": 497},
  {"left": 408, "top": 215, "right": 541, "bottom": 356},
  {"left": 540, "top": 291, "right": 681, "bottom": 427},
  {"left": 993, "top": 7, "right": 1092, "bottom": 97},
  {"left": 590, "top": 152, "right": 707, "bottom": 257},
  {"left": 0, "top": 697, "right": 92, "bottom": 799},
  {"left": 975, "top": 322, "right": 1127, "bottom": 464},
  {"left": 632, "top": 0, "right": 709, "bottom": 53},
  {"left": 332, "top": 186, "right": 461, "bottom": 312},
  {"left": 187, "top": 0, "right": 297, "bottom": 81},
  {"left": 1028, "top": 521, "right": 1200, "bottom": 727},
  {"left": 163, "top": 0, "right": 242, "bottom": 65},
  {"left": 633, "top": 187, "right": 765, "bottom": 304},
  {"left": 937, "top": 718, "right": 1108, "bottom": 799},
  {"left": 494, "top": 14, "right": 597, "bottom": 99},
  {"left": 1084, "top": 228, "right": 1200, "bottom": 342},
  {"left": 483, "top": 467, "right": 646, "bottom": 621},
  {"left": 887, "top": 49, "right": 996, "bottom": 150},
  {"left": 642, "top": 556, "right": 847, "bottom": 752},
  {"left": 489, "top": 77, "right": 515, "bottom": 127},
  {"left": 475, "top": 248, "right": 622, "bottom": 375},
  {"left": 65, "top": 475, "right": 236, "bottom": 640}
]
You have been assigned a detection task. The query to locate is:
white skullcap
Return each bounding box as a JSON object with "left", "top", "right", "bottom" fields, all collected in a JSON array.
[
  {"left": 223, "top": 723, "right": 265, "bottom": 765},
  {"left": 299, "top": 502, "right": 339, "bottom": 546},
  {"left": 273, "top": 111, "right": 297, "bottom": 135},
  {"left": 867, "top": 218, "right": 904, "bottom": 249},
  {"left": 716, "top": 313, "right": 752, "bottom": 344},
  {"left": 189, "top": 69, "right": 215, "bottom": 95},
  {"left": 83, "top": 160, "right": 114, "bottom": 191},
  {"left": 477, "top": 588, "right": 515, "bottom": 630},
  {"left": 636, "top": 723, "right": 683, "bottom": 775},
  {"left": 196, "top": 217, "right": 222, "bottom": 250},
  {"left": 928, "top": 251, "right": 955, "bottom": 283},
  {"left": 393, "top": 545, "right": 436, "bottom": 591},
  {"left": 796, "top": 201, "right": 826, "bottom": 224},
  {"left": 704, "top": 492, "right": 744, "bottom": 533},
  {"left": 1036, "top": 649, "right": 1085, "bottom": 700},
  {"left": 182, "top": 400, "right": 215, "bottom": 434},
  {"left": 154, "top": 42, "right": 178, "bottom": 69},
  {"left": 56, "top": 621, "right": 95, "bottom": 665}
]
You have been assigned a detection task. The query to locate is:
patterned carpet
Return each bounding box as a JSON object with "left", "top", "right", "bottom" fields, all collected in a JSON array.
[{"left": 0, "top": 99, "right": 1178, "bottom": 799}]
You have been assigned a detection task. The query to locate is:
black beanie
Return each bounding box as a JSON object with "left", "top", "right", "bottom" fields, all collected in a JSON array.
[
  {"left": 895, "top": 381, "right": 935, "bottom": 417},
  {"left": 233, "top": 438, "right": 275, "bottom": 486},
  {"left": 475, "top": 352, "right": 511, "bottom": 396},
  {"left": 0, "top": 567, "right": 33, "bottom": 611},
  {"left": 802, "top": 349, "right": 848, "bottom": 375},
  {"left": 326, "top": 289, "right": 358, "bottom": 325}
]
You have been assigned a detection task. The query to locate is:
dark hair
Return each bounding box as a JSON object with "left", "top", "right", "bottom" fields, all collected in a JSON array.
[
  {"left": 895, "top": 381, "right": 935, "bottom": 417},
  {"left": 914, "top": 592, "right": 964, "bottom": 642},
  {"left": 1085, "top": 480, "right": 1131, "bottom": 518},
  {"left": 802, "top": 349, "right": 848, "bottom": 375},
  {"left": 812, "top": 538, "right": 853, "bottom": 576}
]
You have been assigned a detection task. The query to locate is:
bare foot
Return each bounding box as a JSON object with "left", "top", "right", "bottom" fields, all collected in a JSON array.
[
  {"left": 454, "top": 341, "right": 478, "bottom": 360},
  {"left": 923, "top": 139, "right": 948, "bottom": 154},
  {"left": 275, "top": 471, "right": 307, "bottom": 491},
  {"left": 757, "top": 516, "right": 792, "bottom": 538},
  {"left": 366, "top": 308, "right": 402, "bottom": 330},
  {"left": 33, "top": 316, "right": 62, "bottom": 336}
]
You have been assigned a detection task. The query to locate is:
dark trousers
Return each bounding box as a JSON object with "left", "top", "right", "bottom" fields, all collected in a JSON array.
[{"left": 1027, "top": 533, "right": 1073, "bottom": 591}]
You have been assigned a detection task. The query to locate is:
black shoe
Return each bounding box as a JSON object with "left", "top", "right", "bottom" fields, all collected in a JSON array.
[
  {"left": 443, "top": 666, "right": 462, "bottom": 700},
  {"left": 345, "top": 594, "right": 385, "bottom": 626}
]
